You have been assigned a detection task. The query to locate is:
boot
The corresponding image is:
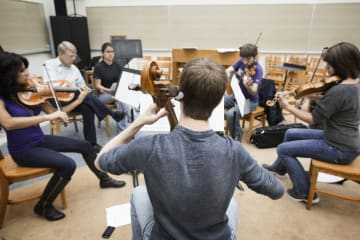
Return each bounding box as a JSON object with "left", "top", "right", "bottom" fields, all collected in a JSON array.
[
  {"left": 34, "top": 175, "right": 70, "bottom": 221},
  {"left": 84, "top": 153, "right": 126, "bottom": 188}
]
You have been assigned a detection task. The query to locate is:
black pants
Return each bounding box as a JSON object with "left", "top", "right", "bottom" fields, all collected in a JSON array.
[
  {"left": 60, "top": 92, "right": 113, "bottom": 145},
  {"left": 11, "top": 135, "right": 95, "bottom": 179}
]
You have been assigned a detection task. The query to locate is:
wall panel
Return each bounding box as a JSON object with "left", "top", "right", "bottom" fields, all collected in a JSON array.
[{"left": 86, "top": 3, "right": 360, "bottom": 52}]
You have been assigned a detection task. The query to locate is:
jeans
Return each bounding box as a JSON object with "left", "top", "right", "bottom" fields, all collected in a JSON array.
[
  {"left": 98, "top": 92, "right": 115, "bottom": 104},
  {"left": 116, "top": 102, "right": 139, "bottom": 132},
  {"left": 224, "top": 94, "right": 258, "bottom": 138},
  {"left": 130, "top": 185, "right": 238, "bottom": 240},
  {"left": 271, "top": 128, "right": 359, "bottom": 196}
]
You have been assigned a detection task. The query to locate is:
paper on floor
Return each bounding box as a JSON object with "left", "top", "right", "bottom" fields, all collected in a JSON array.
[{"left": 106, "top": 202, "right": 131, "bottom": 227}]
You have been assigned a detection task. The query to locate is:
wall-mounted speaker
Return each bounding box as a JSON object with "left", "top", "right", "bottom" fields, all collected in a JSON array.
[
  {"left": 54, "top": 0, "right": 67, "bottom": 16},
  {"left": 50, "top": 16, "right": 91, "bottom": 70}
]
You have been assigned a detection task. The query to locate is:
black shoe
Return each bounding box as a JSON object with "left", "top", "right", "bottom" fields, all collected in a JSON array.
[
  {"left": 100, "top": 177, "right": 126, "bottom": 188},
  {"left": 112, "top": 111, "right": 126, "bottom": 122},
  {"left": 34, "top": 203, "right": 65, "bottom": 221},
  {"left": 92, "top": 143, "right": 103, "bottom": 153},
  {"left": 286, "top": 189, "right": 320, "bottom": 204},
  {"left": 262, "top": 163, "right": 286, "bottom": 176}
]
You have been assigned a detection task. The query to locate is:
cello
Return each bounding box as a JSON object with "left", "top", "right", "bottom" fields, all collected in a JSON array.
[{"left": 130, "top": 61, "right": 179, "bottom": 130}]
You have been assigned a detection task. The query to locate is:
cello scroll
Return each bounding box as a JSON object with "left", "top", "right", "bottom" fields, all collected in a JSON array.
[{"left": 131, "top": 61, "right": 179, "bottom": 130}]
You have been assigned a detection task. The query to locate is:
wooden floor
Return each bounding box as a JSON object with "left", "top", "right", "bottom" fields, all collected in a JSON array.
[{"left": 0, "top": 118, "right": 359, "bottom": 240}]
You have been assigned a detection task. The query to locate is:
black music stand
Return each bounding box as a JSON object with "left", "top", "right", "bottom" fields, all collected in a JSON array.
[{"left": 276, "top": 63, "right": 307, "bottom": 91}]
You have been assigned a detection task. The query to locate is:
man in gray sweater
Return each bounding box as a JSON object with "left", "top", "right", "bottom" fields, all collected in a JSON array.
[{"left": 96, "top": 58, "right": 284, "bottom": 240}]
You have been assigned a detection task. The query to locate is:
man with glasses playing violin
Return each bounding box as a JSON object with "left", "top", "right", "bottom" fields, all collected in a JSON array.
[
  {"left": 224, "top": 43, "right": 263, "bottom": 141},
  {"left": 42, "top": 41, "right": 125, "bottom": 154}
]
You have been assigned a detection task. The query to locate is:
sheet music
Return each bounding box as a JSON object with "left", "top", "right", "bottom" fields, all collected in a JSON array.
[
  {"left": 230, "top": 75, "right": 250, "bottom": 116},
  {"left": 114, "top": 70, "right": 141, "bottom": 108}
]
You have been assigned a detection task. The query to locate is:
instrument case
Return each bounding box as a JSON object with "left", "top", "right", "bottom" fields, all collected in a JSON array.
[{"left": 250, "top": 123, "right": 307, "bottom": 148}]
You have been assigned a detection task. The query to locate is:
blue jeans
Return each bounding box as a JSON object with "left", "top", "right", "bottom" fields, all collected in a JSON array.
[
  {"left": 271, "top": 128, "right": 359, "bottom": 196},
  {"left": 97, "top": 93, "right": 139, "bottom": 133},
  {"left": 130, "top": 185, "right": 238, "bottom": 240},
  {"left": 115, "top": 102, "right": 139, "bottom": 132},
  {"left": 224, "top": 94, "right": 258, "bottom": 138},
  {"left": 98, "top": 92, "right": 115, "bottom": 104}
]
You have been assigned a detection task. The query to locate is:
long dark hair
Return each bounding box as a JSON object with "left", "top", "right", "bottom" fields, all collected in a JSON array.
[
  {"left": 0, "top": 52, "right": 28, "bottom": 98},
  {"left": 323, "top": 42, "right": 360, "bottom": 80}
]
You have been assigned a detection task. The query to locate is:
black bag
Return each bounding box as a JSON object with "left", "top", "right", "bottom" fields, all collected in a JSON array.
[{"left": 251, "top": 123, "right": 307, "bottom": 148}]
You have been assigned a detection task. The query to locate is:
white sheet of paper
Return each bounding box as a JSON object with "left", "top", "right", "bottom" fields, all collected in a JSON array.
[
  {"left": 231, "top": 75, "right": 246, "bottom": 116},
  {"left": 317, "top": 173, "right": 344, "bottom": 183},
  {"left": 114, "top": 71, "right": 141, "bottom": 108},
  {"left": 139, "top": 95, "right": 225, "bottom": 132},
  {"left": 106, "top": 203, "right": 131, "bottom": 227}
]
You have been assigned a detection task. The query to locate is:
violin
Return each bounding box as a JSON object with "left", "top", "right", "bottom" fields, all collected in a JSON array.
[
  {"left": 130, "top": 61, "right": 179, "bottom": 130},
  {"left": 226, "top": 64, "right": 257, "bottom": 95},
  {"left": 266, "top": 75, "right": 341, "bottom": 107},
  {"left": 17, "top": 77, "right": 77, "bottom": 106}
]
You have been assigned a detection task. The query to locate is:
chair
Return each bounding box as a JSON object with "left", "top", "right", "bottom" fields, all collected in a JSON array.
[
  {"left": 307, "top": 156, "right": 360, "bottom": 210},
  {"left": 137, "top": 56, "right": 152, "bottom": 70},
  {"left": 49, "top": 111, "right": 83, "bottom": 136},
  {"left": 157, "top": 61, "right": 172, "bottom": 81},
  {"left": 0, "top": 149, "right": 67, "bottom": 228},
  {"left": 306, "top": 57, "right": 327, "bottom": 82},
  {"left": 265, "top": 55, "right": 286, "bottom": 90},
  {"left": 241, "top": 106, "right": 266, "bottom": 143}
]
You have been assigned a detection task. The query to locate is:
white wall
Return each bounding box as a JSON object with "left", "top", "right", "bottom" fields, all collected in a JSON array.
[{"left": 19, "top": 0, "right": 360, "bottom": 75}]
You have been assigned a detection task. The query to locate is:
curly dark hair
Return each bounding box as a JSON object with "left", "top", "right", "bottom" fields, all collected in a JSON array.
[
  {"left": 0, "top": 52, "right": 28, "bottom": 98},
  {"left": 322, "top": 42, "right": 360, "bottom": 80}
]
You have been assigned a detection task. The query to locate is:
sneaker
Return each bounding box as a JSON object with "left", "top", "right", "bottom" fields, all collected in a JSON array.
[
  {"left": 112, "top": 111, "right": 126, "bottom": 122},
  {"left": 287, "top": 189, "right": 320, "bottom": 204},
  {"left": 262, "top": 163, "right": 286, "bottom": 177}
]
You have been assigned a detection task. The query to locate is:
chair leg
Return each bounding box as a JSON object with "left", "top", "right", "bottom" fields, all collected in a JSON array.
[
  {"left": 0, "top": 183, "right": 9, "bottom": 228},
  {"left": 72, "top": 116, "right": 79, "bottom": 133},
  {"left": 50, "top": 121, "right": 55, "bottom": 135},
  {"left": 247, "top": 115, "right": 255, "bottom": 143},
  {"left": 307, "top": 165, "right": 319, "bottom": 210},
  {"left": 55, "top": 121, "right": 62, "bottom": 136},
  {"left": 60, "top": 190, "right": 67, "bottom": 209},
  {"left": 105, "top": 116, "right": 111, "bottom": 137}
]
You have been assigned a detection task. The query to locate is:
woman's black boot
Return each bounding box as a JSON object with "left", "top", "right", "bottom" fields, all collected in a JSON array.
[{"left": 34, "top": 175, "right": 70, "bottom": 221}]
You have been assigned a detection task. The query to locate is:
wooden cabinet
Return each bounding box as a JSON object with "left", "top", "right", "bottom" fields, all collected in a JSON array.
[{"left": 172, "top": 49, "right": 239, "bottom": 85}]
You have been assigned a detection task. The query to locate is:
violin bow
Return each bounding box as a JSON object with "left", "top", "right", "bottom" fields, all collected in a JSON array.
[
  {"left": 309, "top": 47, "right": 328, "bottom": 83},
  {"left": 43, "top": 63, "right": 67, "bottom": 126}
]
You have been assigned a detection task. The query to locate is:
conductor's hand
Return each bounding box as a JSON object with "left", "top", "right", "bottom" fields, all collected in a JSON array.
[
  {"left": 139, "top": 102, "right": 168, "bottom": 125},
  {"left": 47, "top": 111, "right": 69, "bottom": 123}
]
